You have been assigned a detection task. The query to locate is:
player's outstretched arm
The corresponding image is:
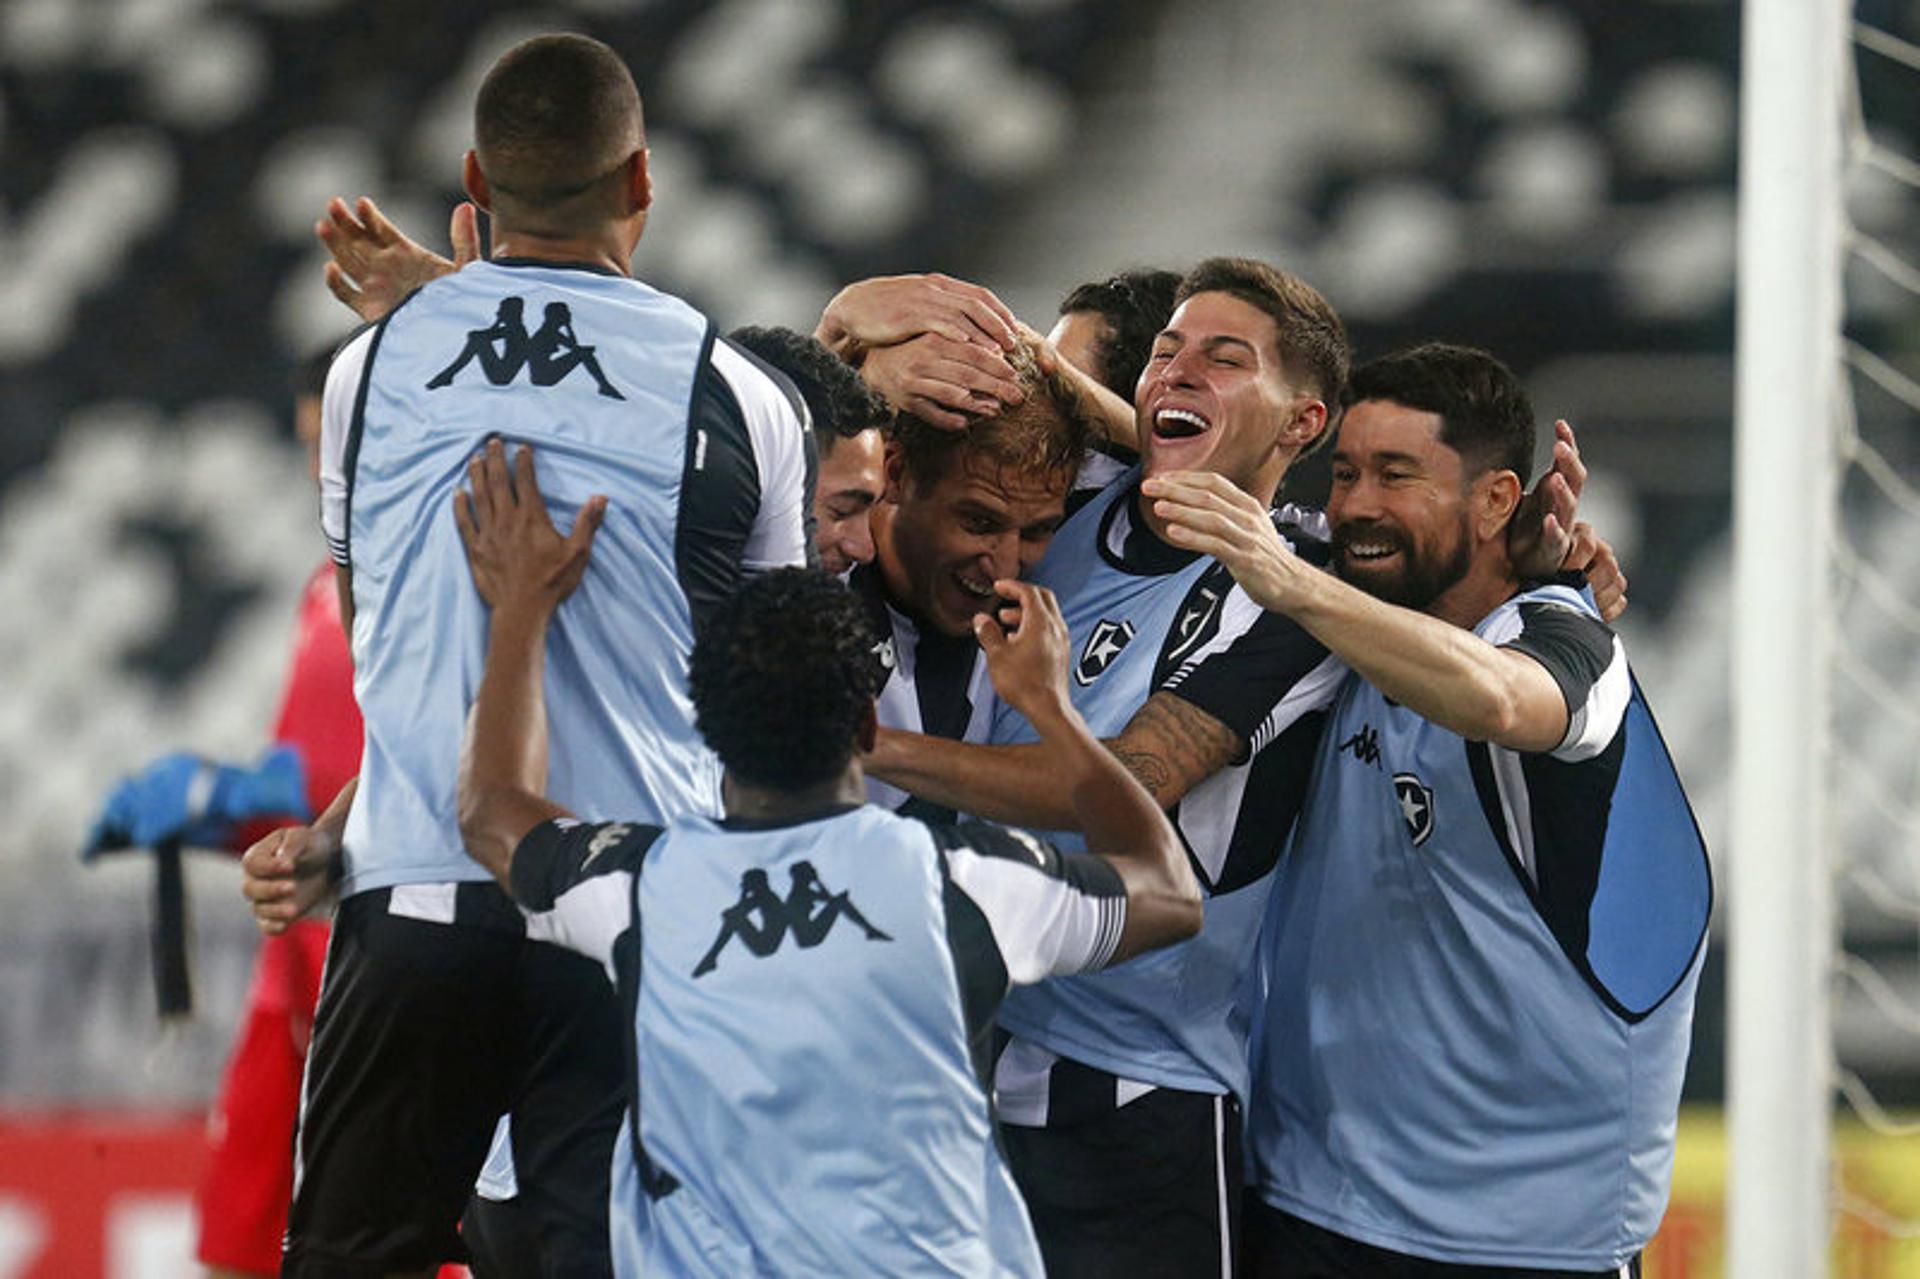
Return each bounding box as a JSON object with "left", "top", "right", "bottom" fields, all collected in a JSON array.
[
  {"left": 317, "top": 196, "right": 479, "bottom": 324},
  {"left": 976, "top": 582, "right": 1200, "bottom": 959},
  {"left": 453, "top": 440, "right": 607, "bottom": 884},
  {"left": 1145, "top": 470, "right": 1572, "bottom": 751},
  {"left": 867, "top": 690, "right": 1239, "bottom": 830}
]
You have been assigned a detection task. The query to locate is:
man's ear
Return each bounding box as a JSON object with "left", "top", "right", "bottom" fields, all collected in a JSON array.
[
  {"left": 1281, "top": 397, "right": 1329, "bottom": 452},
  {"left": 855, "top": 701, "right": 879, "bottom": 755},
  {"left": 461, "top": 151, "right": 493, "bottom": 212},
  {"left": 1476, "top": 470, "right": 1524, "bottom": 540},
  {"left": 624, "top": 147, "right": 652, "bottom": 215},
  {"left": 881, "top": 440, "right": 909, "bottom": 505}
]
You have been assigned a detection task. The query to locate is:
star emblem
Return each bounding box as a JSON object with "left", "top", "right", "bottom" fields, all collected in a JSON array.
[
  {"left": 1075, "top": 619, "right": 1136, "bottom": 686},
  {"left": 1392, "top": 773, "right": 1434, "bottom": 847}
]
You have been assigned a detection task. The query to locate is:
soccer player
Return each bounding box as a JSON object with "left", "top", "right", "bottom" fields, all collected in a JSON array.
[
  {"left": 864, "top": 257, "right": 1353, "bottom": 1275},
  {"left": 266, "top": 35, "right": 811, "bottom": 1277},
  {"left": 1145, "top": 344, "right": 1709, "bottom": 1277},
  {"left": 726, "top": 325, "right": 891, "bottom": 574},
  {"left": 856, "top": 352, "right": 1091, "bottom": 819},
  {"left": 454, "top": 442, "right": 1203, "bottom": 1276}
]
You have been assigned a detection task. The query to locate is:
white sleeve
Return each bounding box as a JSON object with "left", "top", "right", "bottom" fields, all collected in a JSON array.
[
  {"left": 940, "top": 823, "right": 1128, "bottom": 985},
  {"left": 709, "top": 339, "right": 813, "bottom": 571},
  {"left": 319, "top": 328, "right": 376, "bottom": 569}
]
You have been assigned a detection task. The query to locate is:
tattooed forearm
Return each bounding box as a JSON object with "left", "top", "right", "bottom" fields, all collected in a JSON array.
[
  {"left": 1107, "top": 693, "right": 1243, "bottom": 809},
  {"left": 1112, "top": 748, "right": 1174, "bottom": 799}
]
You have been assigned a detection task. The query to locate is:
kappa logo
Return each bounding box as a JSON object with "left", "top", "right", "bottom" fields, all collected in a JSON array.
[
  {"left": 581, "top": 823, "right": 632, "bottom": 870},
  {"left": 427, "top": 297, "right": 626, "bottom": 399},
  {"left": 1338, "top": 724, "right": 1382, "bottom": 769},
  {"left": 1075, "top": 618, "right": 1136, "bottom": 687},
  {"left": 1393, "top": 773, "right": 1435, "bottom": 846},
  {"left": 873, "top": 634, "right": 897, "bottom": 674},
  {"left": 693, "top": 860, "right": 892, "bottom": 977}
]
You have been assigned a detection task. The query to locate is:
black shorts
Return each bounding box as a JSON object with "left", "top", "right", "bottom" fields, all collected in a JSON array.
[
  {"left": 282, "top": 884, "right": 624, "bottom": 1278},
  {"left": 1242, "top": 1200, "right": 1643, "bottom": 1279},
  {"left": 1000, "top": 1085, "right": 1241, "bottom": 1279}
]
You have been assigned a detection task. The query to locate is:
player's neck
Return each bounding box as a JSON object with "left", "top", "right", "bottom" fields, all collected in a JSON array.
[
  {"left": 1425, "top": 555, "right": 1521, "bottom": 630},
  {"left": 722, "top": 767, "right": 869, "bottom": 824},
  {"left": 488, "top": 229, "right": 634, "bottom": 277}
]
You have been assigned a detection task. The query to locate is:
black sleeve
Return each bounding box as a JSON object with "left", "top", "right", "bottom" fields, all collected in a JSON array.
[
  {"left": 677, "top": 330, "right": 763, "bottom": 633},
  {"left": 509, "top": 817, "right": 663, "bottom": 912},
  {"left": 1157, "top": 600, "right": 1336, "bottom": 746},
  {"left": 1504, "top": 602, "right": 1616, "bottom": 718}
]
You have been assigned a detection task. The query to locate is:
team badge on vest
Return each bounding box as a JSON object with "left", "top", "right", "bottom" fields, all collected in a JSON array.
[
  {"left": 427, "top": 297, "right": 626, "bottom": 399},
  {"left": 1165, "top": 581, "right": 1226, "bottom": 668},
  {"left": 1075, "top": 618, "right": 1136, "bottom": 687},
  {"left": 693, "top": 860, "right": 892, "bottom": 977},
  {"left": 1393, "top": 772, "right": 1434, "bottom": 846}
]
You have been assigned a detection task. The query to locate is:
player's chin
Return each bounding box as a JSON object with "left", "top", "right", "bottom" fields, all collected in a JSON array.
[
  {"left": 1334, "top": 553, "right": 1402, "bottom": 592},
  {"left": 818, "top": 549, "right": 852, "bottom": 576}
]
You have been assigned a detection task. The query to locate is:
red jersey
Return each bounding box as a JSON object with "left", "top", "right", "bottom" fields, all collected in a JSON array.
[{"left": 273, "top": 562, "right": 363, "bottom": 813}]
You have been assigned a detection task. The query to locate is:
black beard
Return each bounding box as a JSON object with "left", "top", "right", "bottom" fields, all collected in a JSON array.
[{"left": 1332, "top": 517, "right": 1472, "bottom": 610}]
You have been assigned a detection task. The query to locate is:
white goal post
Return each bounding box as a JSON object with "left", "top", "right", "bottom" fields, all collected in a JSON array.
[{"left": 1727, "top": 0, "right": 1849, "bottom": 1273}]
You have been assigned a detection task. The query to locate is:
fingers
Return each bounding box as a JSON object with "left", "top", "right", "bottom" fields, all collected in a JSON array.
[
  {"left": 513, "top": 439, "right": 537, "bottom": 505},
  {"left": 482, "top": 438, "right": 515, "bottom": 511},
  {"left": 449, "top": 201, "right": 481, "bottom": 267},
  {"left": 322, "top": 261, "right": 374, "bottom": 319},
  {"left": 927, "top": 273, "right": 1019, "bottom": 349},
  {"left": 971, "top": 610, "right": 1009, "bottom": 653},
  {"left": 466, "top": 451, "right": 496, "bottom": 527},
  {"left": 1546, "top": 420, "right": 1585, "bottom": 503},
  {"left": 904, "top": 397, "right": 975, "bottom": 431},
  {"left": 569, "top": 494, "right": 609, "bottom": 555},
  {"left": 356, "top": 196, "right": 400, "bottom": 247},
  {"left": 993, "top": 580, "right": 1065, "bottom": 646},
  {"left": 453, "top": 489, "right": 478, "bottom": 550},
  {"left": 1141, "top": 471, "right": 1268, "bottom": 524}
]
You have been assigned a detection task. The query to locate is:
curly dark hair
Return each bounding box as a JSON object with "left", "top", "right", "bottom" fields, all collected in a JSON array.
[
  {"left": 1345, "top": 343, "right": 1536, "bottom": 483},
  {"left": 689, "top": 569, "right": 885, "bottom": 791},
  {"left": 1058, "top": 268, "right": 1182, "bottom": 399},
  {"left": 728, "top": 325, "right": 893, "bottom": 458}
]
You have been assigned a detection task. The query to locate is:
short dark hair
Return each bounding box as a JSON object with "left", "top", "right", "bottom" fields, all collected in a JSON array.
[
  {"left": 1176, "top": 257, "right": 1350, "bottom": 411},
  {"left": 474, "top": 35, "right": 643, "bottom": 224},
  {"left": 894, "top": 339, "right": 1090, "bottom": 490},
  {"left": 1345, "top": 343, "right": 1536, "bottom": 482},
  {"left": 1058, "top": 268, "right": 1182, "bottom": 398},
  {"left": 727, "top": 326, "right": 892, "bottom": 458},
  {"left": 689, "top": 570, "right": 884, "bottom": 790}
]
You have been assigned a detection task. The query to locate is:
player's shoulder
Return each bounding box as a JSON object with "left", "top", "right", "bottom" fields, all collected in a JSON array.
[
  {"left": 713, "top": 335, "right": 809, "bottom": 427},
  {"left": 1483, "top": 583, "right": 1612, "bottom": 646}
]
